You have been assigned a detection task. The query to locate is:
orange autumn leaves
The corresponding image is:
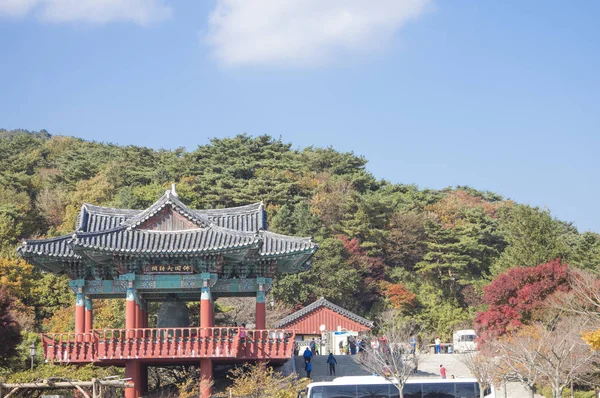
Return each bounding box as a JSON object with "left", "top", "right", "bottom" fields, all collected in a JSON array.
[{"left": 381, "top": 281, "right": 416, "bottom": 311}]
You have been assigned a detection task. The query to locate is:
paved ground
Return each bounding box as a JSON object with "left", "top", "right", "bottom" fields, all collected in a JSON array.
[
  {"left": 417, "top": 354, "right": 540, "bottom": 397},
  {"left": 294, "top": 354, "right": 371, "bottom": 382},
  {"left": 289, "top": 353, "right": 542, "bottom": 397}
]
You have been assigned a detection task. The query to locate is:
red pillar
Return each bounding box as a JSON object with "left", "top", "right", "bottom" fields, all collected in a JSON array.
[
  {"left": 139, "top": 301, "right": 148, "bottom": 395},
  {"left": 256, "top": 288, "right": 266, "bottom": 330},
  {"left": 136, "top": 300, "right": 143, "bottom": 338},
  {"left": 200, "top": 358, "right": 213, "bottom": 398},
  {"left": 75, "top": 293, "right": 85, "bottom": 342},
  {"left": 200, "top": 282, "right": 214, "bottom": 398},
  {"left": 125, "top": 287, "right": 142, "bottom": 398},
  {"left": 125, "top": 360, "right": 142, "bottom": 398},
  {"left": 126, "top": 288, "right": 137, "bottom": 338},
  {"left": 200, "top": 292, "right": 214, "bottom": 328},
  {"left": 84, "top": 297, "right": 93, "bottom": 342}
]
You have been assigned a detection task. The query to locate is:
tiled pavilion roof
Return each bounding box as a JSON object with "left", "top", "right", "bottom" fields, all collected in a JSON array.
[{"left": 18, "top": 189, "right": 317, "bottom": 276}]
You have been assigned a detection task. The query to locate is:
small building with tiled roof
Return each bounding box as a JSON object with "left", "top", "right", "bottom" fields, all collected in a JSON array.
[{"left": 274, "top": 297, "right": 373, "bottom": 338}]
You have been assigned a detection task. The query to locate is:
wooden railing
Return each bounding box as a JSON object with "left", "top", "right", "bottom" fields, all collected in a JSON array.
[
  {"left": 239, "top": 330, "right": 295, "bottom": 359},
  {"left": 42, "top": 333, "right": 96, "bottom": 362},
  {"left": 42, "top": 328, "right": 295, "bottom": 363}
]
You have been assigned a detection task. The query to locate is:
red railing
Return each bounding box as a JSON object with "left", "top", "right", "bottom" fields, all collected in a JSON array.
[
  {"left": 239, "top": 330, "right": 295, "bottom": 359},
  {"left": 42, "top": 333, "right": 96, "bottom": 362},
  {"left": 42, "top": 328, "right": 295, "bottom": 363}
]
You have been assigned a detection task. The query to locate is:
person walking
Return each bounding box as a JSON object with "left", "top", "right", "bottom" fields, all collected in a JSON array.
[
  {"left": 305, "top": 360, "right": 312, "bottom": 379},
  {"left": 371, "top": 338, "right": 379, "bottom": 352},
  {"left": 349, "top": 336, "right": 357, "bottom": 355},
  {"left": 239, "top": 323, "right": 247, "bottom": 341},
  {"left": 310, "top": 338, "right": 317, "bottom": 355},
  {"left": 326, "top": 352, "right": 338, "bottom": 376},
  {"left": 303, "top": 347, "right": 313, "bottom": 364},
  {"left": 440, "top": 364, "right": 447, "bottom": 379},
  {"left": 409, "top": 336, "right": 417, "bottom": 354},
  {"left": 435, "top": 337, "right": 441, "bottom": 354}
]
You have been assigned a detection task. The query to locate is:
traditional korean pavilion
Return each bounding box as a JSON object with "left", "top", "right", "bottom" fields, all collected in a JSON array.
[{"left": 18, "top": 186, "right": 317, "bottom": 398}]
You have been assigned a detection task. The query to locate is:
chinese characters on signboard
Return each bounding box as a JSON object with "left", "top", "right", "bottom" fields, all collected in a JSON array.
[{"left": 144, "top": 264, "right": 194, "bottom": 274}]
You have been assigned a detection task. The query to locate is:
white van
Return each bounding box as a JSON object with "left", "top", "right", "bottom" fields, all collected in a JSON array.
[{"left": 453, "top": 329, "right": 478, "bottom": 353}]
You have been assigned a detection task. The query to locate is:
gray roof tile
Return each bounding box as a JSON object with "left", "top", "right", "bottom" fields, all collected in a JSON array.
[
  {"left": 71, "top": 225, "right": 261, "bottom": 254},
  {"left": 18, "top": 235, "right": 80, "bottom": 259},
  {"left": 259, "top": 231, "right": 315, "bottom": 256},
  {"left": 274, "top": 297, "right": 373, "bottom": 329}
]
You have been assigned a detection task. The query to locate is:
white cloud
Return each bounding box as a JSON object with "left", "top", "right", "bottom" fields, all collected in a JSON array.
[
  {"left": 0, "top": 0, "right": 38, "bottom": 17},
  {"left": 0, "top": 0, "right": 171, "bottom": 24},
  {"left": 205, "top": 0, "right": 432, "bottom": 67}
]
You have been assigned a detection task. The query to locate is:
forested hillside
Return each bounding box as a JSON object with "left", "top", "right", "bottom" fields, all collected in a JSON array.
[{"left": 1, "top": 128, "right": 600, "bottom": 372}]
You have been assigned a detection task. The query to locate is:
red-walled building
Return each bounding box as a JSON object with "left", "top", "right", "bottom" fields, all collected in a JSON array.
[{"left": 275, "top": 297, "right": 373, "bottom": 339}]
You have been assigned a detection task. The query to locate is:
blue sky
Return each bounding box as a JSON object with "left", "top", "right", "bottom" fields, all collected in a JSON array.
[{"left": 1, "top": 0, "right": 598, "bottom": 232}]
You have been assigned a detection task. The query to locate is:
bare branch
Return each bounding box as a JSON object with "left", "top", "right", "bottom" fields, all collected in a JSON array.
[{"left": 356, "top": 319, "right": 421, "bottom": 396}]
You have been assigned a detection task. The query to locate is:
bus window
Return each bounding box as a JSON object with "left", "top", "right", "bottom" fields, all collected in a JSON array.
[
  {"left": 456, "top": 382, "right": 477, "bottom": 398},
  {"left": 357, "top": 384, "right": 390, "bottom": 398},
  {"left": 309, "top": 386, "right": 324, "bottom": 398},
  {"left": 389, "top": 386, "right": 400, "bottom": 398},
  {"left": 321, "top": 385, "right": 356, "bottom": 398},
  {"left": 422, "top": 383, "right": 454, "bottom": 398},
  {"left": 401, "top": 383, "right": 422, "bottom": 398}
]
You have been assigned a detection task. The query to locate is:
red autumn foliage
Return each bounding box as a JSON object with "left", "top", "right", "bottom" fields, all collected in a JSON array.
[
  {"left": 381, "top": 282, "right": 417, "bottom": 310},
  {"left": 0, "top": 286, "right": 22, "bottom": 362},
  {"left": 474, "top": 259, "right": 570, "bottom": 341},
  {"left": 339, "top": 236, "right": 387, "bottom": 308},
  {"left": 340, "top": 236, "right": 386, "bottom": 281}
]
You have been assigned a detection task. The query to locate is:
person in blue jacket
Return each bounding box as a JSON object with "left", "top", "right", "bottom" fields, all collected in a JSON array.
[
  {"left": 303, "top": 346, "right": 313, "bottom": 364},
  {"left": 326, "top": 352, "right": 338, "bottom": 376},
  {"left": 305, "top": 360, "right": 312, "bottom": 379}
]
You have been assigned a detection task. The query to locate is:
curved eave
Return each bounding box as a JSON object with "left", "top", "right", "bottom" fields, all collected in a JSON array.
[
  {"left": 71, "top": 226, "right": 262, "bottom": 256},
  {"left": 71, "top": 240, "right": 262, "bottom": 256},
  {"left": 259, "top": 246, "right": 318, "bottom": 259},
  {"left": 17, "top": 236, "right": 80, "bottom": 260},
  {"left": 259, "top": 247, "right": 317, "bottom": 275},
  {"left": 17, "top": 237, "right": 80, "bottom": 275},
  {"left": 259, "top": 230, "right": 316, "bottom": 256}
]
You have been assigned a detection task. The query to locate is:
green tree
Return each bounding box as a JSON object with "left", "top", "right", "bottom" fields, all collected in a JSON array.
[
  {"left": 570, "top": 231, "right": 600, "bottom": 270},
  {"left": 272, "top": 238, "right": 361, "bottom": 310},
  {"left": 491, "top": 205, "right": 574, "bottom": 275}
]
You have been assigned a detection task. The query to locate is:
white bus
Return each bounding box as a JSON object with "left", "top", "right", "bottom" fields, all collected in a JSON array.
[{"left": 298, "top": 376, "right": 494, "bottom": 398}]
